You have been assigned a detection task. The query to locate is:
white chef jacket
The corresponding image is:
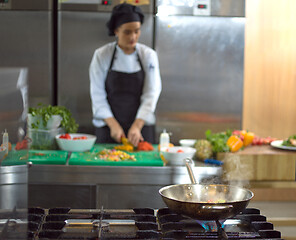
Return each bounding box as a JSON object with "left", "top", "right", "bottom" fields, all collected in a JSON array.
[{"left": 89, "top": 42, "right": 162, "bottom": 128}]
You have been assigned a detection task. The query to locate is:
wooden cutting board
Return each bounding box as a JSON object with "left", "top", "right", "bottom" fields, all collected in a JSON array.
[{"left": 217, "top": 145, "right": 296, "bottom": 181}]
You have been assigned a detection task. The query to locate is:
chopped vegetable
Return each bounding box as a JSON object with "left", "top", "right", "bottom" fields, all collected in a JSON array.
[
  {"left": 59, "top": 133, "right": 71, "bottom": 139},
  {"left": 114, "top": 137, "right": 134, "bottom": 151},
  {"left": 114, "top": 144, "right": 134, "bottom": 152},
  {"left": 59, "top": 134, "right": 88, "bottom": 140},
  {"left": 15, "top": 139, "right": 29, "bottom": 150},
  {"left": 73, "top": 136, "right": 87, "bottom": 140},
  {"left": 33, "top": 153, "right": 46, "bottom": 156},
  {"left": 98, "top": 149, "right": 136, "bottom": 161},
  {"left": 137, "top": 141, "right": 154, "bottom": 151}
]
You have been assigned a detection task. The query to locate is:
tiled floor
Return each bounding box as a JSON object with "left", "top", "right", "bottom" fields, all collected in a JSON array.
[{"left": 249, "top": 201, "right": 296, "bottom": 240}]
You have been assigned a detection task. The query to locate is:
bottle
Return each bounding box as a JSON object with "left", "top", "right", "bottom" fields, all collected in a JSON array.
[
  {"left": 159, "top": 129, "right": 170, "bottom": 151},
  {"left": 3, "top": 129, "right": 9, "bottom": 155}
]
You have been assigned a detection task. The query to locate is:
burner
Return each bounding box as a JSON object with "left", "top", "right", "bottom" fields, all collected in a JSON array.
[{"left": 157, "top": 208, "right": 282, "bottom": 240}]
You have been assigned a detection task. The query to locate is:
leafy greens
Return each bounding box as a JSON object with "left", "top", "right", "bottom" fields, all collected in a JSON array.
[
  {"left": 282, "top": 135, "right": 296, "bottom": 147},
  {"left": 29, "top": 104, "right": 78, "bottom": 133},
  {"left": 205, "top": 129, "right": 232, "bottom": 154}
]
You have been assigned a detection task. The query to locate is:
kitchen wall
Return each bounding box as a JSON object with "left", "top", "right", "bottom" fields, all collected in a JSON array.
[
  {"left": 243, "top": 0, "right": 296, "bottom": 139},
  {"left": 2, "top": 0, "right": 295, "bottom": 142},
  {"left": 0, "top": 0, "right": 260, "bottom": 144},
  {"left": 155, "top": 0, "right": 245, "bottom": 143}
]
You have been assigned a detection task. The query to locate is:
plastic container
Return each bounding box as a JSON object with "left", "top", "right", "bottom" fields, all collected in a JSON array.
[
  {"left": 28, "top": 128, "right": 63, "bottom": 150},
  {"left": 27, "top": 114, "right": 62, "bottom": 130},
  {"left": 159, "top": 129, "right": 170, "bottom": 151},
  {"left": 2, "top": 129, "right": 9, "bottom": 155}
]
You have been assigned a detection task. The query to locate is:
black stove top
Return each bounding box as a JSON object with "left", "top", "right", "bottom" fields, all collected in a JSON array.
[{"left": 1, "top": 207, "right": 282, "bottom": 240}]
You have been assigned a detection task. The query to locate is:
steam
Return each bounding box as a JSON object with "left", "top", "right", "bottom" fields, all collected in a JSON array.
[{"left": 222, "top": 154, "right": 253, "bottom": 189}]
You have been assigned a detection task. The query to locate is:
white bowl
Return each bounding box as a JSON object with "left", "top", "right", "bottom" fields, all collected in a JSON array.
[
  {"left": 160, "top": 146, "right": 196, "bottom": 166},
  {"left": 55, "top": 133, "right": 97, "bottom": 152},
  {"left": 179, "top": 139, "right": 197, "bottom": 147}
]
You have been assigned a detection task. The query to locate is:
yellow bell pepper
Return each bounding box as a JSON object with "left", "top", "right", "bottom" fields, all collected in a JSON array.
[
  {"left": 114, "top": 144, "right": 134, "bottom": 152},
  {"left": 240, "top": 130, "right": 255, "bottom": 147},
  {"left": 114, "top": 137, "right": 134, "bottom": 152},
  {"left": 227, "top": 135, "right": 243, "bottom": 152}
]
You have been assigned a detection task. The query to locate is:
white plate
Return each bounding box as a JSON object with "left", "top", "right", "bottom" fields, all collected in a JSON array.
[
  {"left": 179, "top": 139, "right": 196, "bottom": 147},
  {"left": 270, "top": 140, "right": 296, "bottom": 151}
]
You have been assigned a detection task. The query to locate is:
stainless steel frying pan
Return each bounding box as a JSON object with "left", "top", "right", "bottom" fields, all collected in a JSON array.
[{"left": 159, "top": 158, "right": 254, "bottom": 221}]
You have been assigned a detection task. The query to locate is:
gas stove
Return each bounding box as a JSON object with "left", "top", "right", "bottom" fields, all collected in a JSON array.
[{"left": 1, "top": 207, "right": 282, "bottom": 240}]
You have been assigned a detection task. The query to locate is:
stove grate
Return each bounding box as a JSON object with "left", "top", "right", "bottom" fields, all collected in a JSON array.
[{"left": 24, "top": 207, "right": 284, "bottom": 240}]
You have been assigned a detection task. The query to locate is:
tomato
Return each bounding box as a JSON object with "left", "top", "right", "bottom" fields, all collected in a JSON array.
[
  {"left": 232, "top": 130, "right": 241, "bottom": 136},
  {"left": 177, "top": 149, "right": 184, "bottom": 153},
  {"left": 252, "top": 137, "right": 258, "bottom": 145},
  {"left": 59, "top": 133, "right": 71, "bottom": 139},
  {"left": 15, "top": 139, "right": 28, "bottom": 150},
  {"left": 137, "top": 141, "right": 153, "bottom": 151},
  {"left": 73, "top": 136, "right": 87, "bottom": 140}
]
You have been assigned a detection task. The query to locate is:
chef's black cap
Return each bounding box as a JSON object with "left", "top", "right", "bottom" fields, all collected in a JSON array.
[{"left": 106, "top": 3, "right": 144, "bottom": 36}]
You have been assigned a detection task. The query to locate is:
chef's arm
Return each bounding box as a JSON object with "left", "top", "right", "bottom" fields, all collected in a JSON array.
[
  {"left": 131, "top": 118, "right": 145, "bottom": 129},
  {"left": 105, "top": 117, "right": 125, "bottom": 142},
  {"left": 128, "top": 118, "right": 145, "bottom": 146},
  {"left": 90, "top": 49, "right": 114, "bottom": 121},
  {"left": 136, "top": 50, "right": 162, "bottom": 122}
]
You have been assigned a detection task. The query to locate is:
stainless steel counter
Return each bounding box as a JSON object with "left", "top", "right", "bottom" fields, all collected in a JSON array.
[
  {"left": 1, "top": 163, "right": 222, "bottom": 209},
  {"left": 0, "top": 165, "right": 28, "bottom": 210}
]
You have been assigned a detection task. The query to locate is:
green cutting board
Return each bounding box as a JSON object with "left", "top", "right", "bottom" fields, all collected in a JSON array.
[
  {"left": 68, "top": 144, "right": 163, "bottom": 166},
  {"left": 1, "top": 149, "right": 69, "bottom": 166}
]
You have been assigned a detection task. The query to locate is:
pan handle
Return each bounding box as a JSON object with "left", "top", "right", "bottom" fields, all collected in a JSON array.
[
  {"left": 184, "top": 158, "right": 198, "bottom": 184},
  {"left": 201, "top": 205, "right": 233, "bottom": 212}
]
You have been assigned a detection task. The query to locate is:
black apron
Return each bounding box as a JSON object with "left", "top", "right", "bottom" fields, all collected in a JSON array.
[{"left": 95, "top": 45, "right": 156, "bottom": 144}]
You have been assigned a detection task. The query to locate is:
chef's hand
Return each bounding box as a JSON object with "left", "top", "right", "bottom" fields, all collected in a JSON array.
[
  {"left": 128, "top": 119, "right": 145, "bottom": 146},
  {"left": 105, "top": 117, "right": 125, "bottom": 143}
]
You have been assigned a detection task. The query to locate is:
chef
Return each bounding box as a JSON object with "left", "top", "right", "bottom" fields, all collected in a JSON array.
[{"left": 89, "top": 3, "right": 162, "bottom": 147}]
